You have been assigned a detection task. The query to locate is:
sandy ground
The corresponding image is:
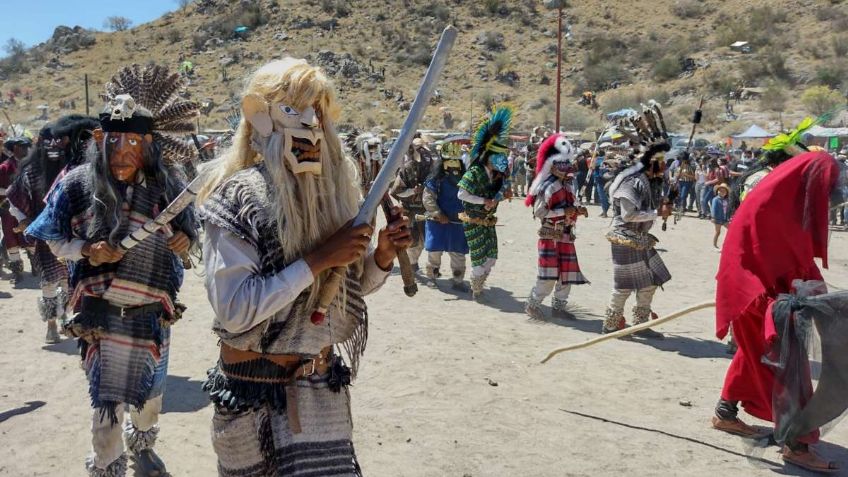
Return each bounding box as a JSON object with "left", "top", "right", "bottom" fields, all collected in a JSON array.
[{"left": 1, "top": 199, "right": 848, "bottom": 477}]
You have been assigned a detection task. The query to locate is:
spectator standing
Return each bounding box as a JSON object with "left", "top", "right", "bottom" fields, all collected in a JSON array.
[{"left": 711, "top": 183, "right": 731, "bottom": 249}]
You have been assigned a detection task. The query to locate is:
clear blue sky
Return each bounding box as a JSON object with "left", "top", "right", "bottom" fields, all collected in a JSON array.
[{"left": 0, "top": 0, "right": 176, "bottom": 50}]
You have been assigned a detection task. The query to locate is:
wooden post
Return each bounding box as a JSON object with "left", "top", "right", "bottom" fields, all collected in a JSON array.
[{"left": 84, "top": 74, "right": 90, "bottom": 116}]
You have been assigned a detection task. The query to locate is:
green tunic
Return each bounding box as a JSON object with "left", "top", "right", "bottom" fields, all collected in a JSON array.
[{"left": 458, "top": 164, "right": 500, "bottom": 267}]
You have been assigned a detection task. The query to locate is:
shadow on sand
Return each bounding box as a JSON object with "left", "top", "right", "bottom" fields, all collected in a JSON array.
[
  {"left": 163, "top": 375, "right": 210, "bottom": 414},
  {"left": 0, "top": 401, "right": 46, "bottom": 424}
]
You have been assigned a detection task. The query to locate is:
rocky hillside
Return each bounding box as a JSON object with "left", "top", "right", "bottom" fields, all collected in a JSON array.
[{"left": 1, "top": 0, "right": 846, "bottom": 138}]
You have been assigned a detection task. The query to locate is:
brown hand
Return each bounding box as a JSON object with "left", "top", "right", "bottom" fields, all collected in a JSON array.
[
  {"left": 305, "top": 221, "right": 374, "bottom": 276},
  {"left": 85, "top": 241, "right": 125, "bottom": 266},
  {"left": 375, "top": 207, "right": 412, "bottom": 269},
  {"left": 167, "top": 231, "right": 191, "bottom": 255},
  {"left": 12, "top": 219, "right": 29, "bottom": 233}
]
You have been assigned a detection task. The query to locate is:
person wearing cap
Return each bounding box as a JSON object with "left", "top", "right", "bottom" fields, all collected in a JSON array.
[
  {"left": 711, "top": 183, "right": 730, "bottom": 249},
  {"left": 0, "top": 136, "right": 32, "bottom": 283}
]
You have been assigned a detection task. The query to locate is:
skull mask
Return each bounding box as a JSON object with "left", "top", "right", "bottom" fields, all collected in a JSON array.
[
  {"left": 109, "top": 94, "right": 137, "bottom": 121},
  {"left": 549, "top": 137, "right": 576, "bottom": 178},
  {"left": 242, "top": 93, "right": 325, "bottom": 175}
]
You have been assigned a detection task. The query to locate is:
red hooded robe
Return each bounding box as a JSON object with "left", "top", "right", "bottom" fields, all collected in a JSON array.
[{"left": 716, "top": 152, "right": 839, "bottom": 430}]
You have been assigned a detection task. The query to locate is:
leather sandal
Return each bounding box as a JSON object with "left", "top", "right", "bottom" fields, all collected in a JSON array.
[
  {"left": 132, "top": 449, "right": 167, "bottom": 477},
  {"left": 782, "top": 446, "right": 840, "bottom": 474},
  {"left": 711, "top": 416, "right": 765, "bottom": 438}
]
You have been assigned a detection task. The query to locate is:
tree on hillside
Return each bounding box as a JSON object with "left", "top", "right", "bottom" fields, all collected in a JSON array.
[
  {"left": 801, "top": 86, "right": 845, "bottom": 116},
  {"left": 4, "top": 38, "right": 26, "bottom": 57},
  {"left": 175, "top": 0, "right": 194, "bottom": 8},
  {"left": 104, "top": 16, "right": 133, "bottom": 32}
]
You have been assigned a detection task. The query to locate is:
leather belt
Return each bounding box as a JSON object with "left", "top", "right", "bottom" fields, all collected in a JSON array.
[
  {"left": 80, "top": 295, "right": 164, "bottom": 318},
  {"left": 219, "top": 343, "right": 333, "bottom": 434}
]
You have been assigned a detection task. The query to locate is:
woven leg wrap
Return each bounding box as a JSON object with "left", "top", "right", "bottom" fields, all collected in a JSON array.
[
  {"left": 471, "top": 275, "right": 486, "bottom": 294},
  {"left": 38, "top": 297, "right": 58, "bottom": 322},
  {"left": 603, "top": 307, "right": 626, "bottom": 331},
  {"left": 552, "top": 297, "right": 568, "bottom": 312},
  {"left": 85, "top": 454, "right": 128, "bottom": 477},
  {"left": 56, "top": 289, "right": 69, "bottom": 320},
  {"left": 632, "top": 306, "right": 652, "bottom": 325},
  {"left": 124, "top": 423, "right": 159, "bottom": 453}
]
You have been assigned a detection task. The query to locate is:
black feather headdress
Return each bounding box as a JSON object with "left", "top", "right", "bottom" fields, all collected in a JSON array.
[{"left": 103, "top": 63, "right": 200, "bottom": 165}]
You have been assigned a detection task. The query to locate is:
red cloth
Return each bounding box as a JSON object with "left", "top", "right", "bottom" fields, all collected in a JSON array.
[
  {"left": 716, "top": 151, "right": 839, "bottom": 433},
  {"left": 0, "top": 158, "right": 25, "bottom": 249}
]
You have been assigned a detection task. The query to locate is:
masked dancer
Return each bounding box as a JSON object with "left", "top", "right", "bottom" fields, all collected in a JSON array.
[
  {"left": 0, "top": 136, "right": 31, "bottom": 283},
  {"left": 9, "top": 115, "right": 99, "bottom": 342},
  {"left": 524, "top": 133, "right": 589, "bottom": 320},
  {"left": 26, "top": 64, "right": 199, "bottom": 476},
  {"left": 196, "top": 58, "right": 411, "bottom": 477},
  {"left": 422, "top": 140, "right": 469, "bottom": 291},
  {"left": 603, "top": 106, "right": 672, "bottom": 338},
  {"left": 458, "top": 106, "right": 513, "bottom": 301}
]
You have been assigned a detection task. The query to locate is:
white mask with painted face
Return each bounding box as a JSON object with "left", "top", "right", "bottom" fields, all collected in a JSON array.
[{"left": 242, "top": 93, "right": 326, "bottom": 175}]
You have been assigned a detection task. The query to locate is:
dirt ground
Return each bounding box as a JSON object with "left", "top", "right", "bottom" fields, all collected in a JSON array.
[{"left": 1, "top": 199, "right": 847, "bottom": 477}]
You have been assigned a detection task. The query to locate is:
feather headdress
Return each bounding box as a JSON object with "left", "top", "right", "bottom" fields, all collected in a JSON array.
[
  {"left": 471, "top": 105, "right": 513, "bottom": 162},
  {"left": 103, "top": 63, "right": 200, "bottom": 165}
]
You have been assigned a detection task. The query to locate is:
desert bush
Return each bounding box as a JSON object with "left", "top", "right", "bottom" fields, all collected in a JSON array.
[
  {"left": 493, "top": 53, "right": 510, "bottom": 75},
  {"left": 816, "top": 61, "right": 848, "bottom": 89},
  {"left": 715, "top": 7, "right": 788, "bottom": 48},
  {"left": 653, "top": 55, "right": 682, "bottom": 82},
  {"left": 104, "top": 16, "right": 132, "bottom": 32},
  {"left": 601, "top": 86, "right": 670, "bottom": 114},
  {"left": 559, "top": 105, "right": 602, "bottom": 132},
  {"left": 801, "top": 86, "right": 845, "bottom": 116},
  {"left": 479, "top": 31, "right": 505, "bottom": 51},
  {"left": 700, "top": 68, "right": 738, "bottom": 96},
  {"left": 760, "top": 82, "right": 788, "bottom": 113},
  {"left": 482, "top": 0, "right": 510, "bottom": 16},
  {"left": 833, "top": 35, "right": 848, "bottom": 57},
  {"left": 166, "top": 28, "right": 182, "bottom": 44},
  {"left": 208, "top": 4, "right": 267, "bottom": 39},
  {"left": 191, "top": 32, "right": 208, "bottom": 50},
  {"left": 478, "top": 90, "right": 495, "bottom": 111},
  {"left": 582, "top": 59, "right": 628, "bottom": 91},
  {"left": 395, "top": 44, "right": 432, "bottom": 67},
  {"left": 419, "top": 2, "right": 451, "bottom": 21},
  {"left": 671, "top": 0, "right": 711, "bottom": 19}
]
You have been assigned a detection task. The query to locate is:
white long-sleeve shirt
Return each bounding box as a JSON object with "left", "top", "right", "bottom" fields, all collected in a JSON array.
[{"left": 203, "top": 223, "right": 390, "bottom": 335}]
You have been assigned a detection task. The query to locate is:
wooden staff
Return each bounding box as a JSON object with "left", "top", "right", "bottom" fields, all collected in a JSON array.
[
  {"left": 540, "top": 302, "right": 716, "bottom": 363},
  {"left": 381, "top": 196, "right": 417, "bottom": 297}
]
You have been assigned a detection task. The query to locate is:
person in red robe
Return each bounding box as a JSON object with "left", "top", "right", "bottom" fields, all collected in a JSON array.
[{"left": 711, "top": 151, "right": 844, "bottom": 473}]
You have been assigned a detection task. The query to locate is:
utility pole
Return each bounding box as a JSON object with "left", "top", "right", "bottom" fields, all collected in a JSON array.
[{"left": 555, "top": 4, "right": 563, "bottom": 132}]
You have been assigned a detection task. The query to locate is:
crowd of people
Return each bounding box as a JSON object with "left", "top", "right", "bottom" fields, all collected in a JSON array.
[{"left": 0, "top": 55, "right": 847, "bottom": 477}]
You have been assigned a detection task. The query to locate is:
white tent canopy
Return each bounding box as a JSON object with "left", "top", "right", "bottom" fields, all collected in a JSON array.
[{"left": 733, "top": 124, "right": 773, "bottom": 139}]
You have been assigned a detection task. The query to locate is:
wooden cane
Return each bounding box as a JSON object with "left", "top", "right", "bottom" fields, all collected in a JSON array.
[
  {"left": 540, "top": 301, "right": 716, "bottom": 363},
  {"left": 381, "top": 196, "right": 418, "bottom": 297}
]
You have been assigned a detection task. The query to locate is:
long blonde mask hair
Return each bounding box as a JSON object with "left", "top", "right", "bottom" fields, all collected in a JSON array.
[{"left": 197, "top": 59, "right": 362, "bottom": 308}]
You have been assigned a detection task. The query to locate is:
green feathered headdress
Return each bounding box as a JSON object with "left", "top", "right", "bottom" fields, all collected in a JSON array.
[
  {"left": 472, "top": 105, "right": 513, "bottom": 160},
  {"left": 762, "top": 117, "right": 815, "bottom": 152}
]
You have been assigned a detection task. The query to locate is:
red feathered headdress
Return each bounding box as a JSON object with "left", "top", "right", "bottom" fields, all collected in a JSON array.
[{"left": 525, "top": 133, "right": 575, "bottom": 206}]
